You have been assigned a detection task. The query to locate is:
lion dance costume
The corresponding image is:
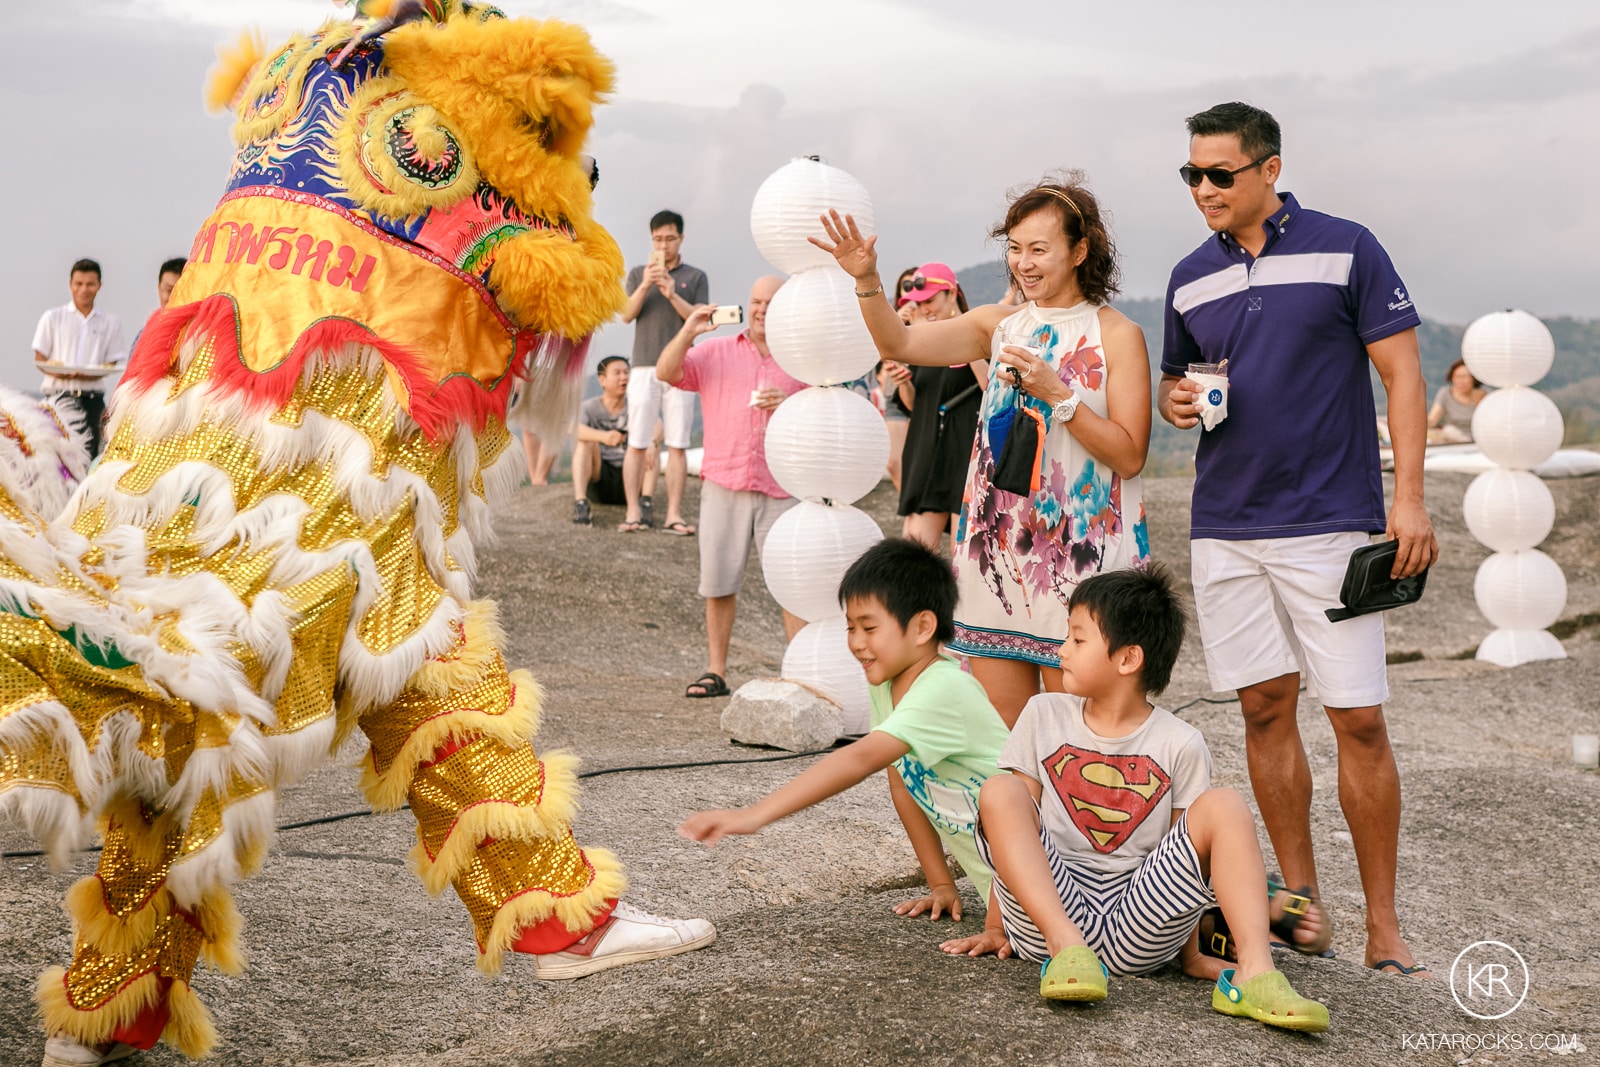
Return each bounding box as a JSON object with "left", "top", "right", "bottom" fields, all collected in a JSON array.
[{"left": 0, "top": 3, "right": 685, "bottom": 1061}]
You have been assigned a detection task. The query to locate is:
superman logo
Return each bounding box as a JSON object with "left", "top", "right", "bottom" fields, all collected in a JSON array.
[{"left": 1042, "top": 743, "right": 1171, "bottom": 854}]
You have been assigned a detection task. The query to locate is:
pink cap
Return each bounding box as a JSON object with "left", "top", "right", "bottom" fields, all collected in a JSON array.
[{"left": 902, "top": 262, "right": 957, "bottom": 304}]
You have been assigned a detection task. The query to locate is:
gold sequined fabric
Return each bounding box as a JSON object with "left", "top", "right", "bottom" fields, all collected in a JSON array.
[
  {"left": 409, "top": 737, "right": 547, "bottom": 859},
  {"left": 361, "top": 652, "right": 514, "bottom": 775},
  {"left": 452, "top": 836, "right": 598, "bottom": 946},
  {"left": 63, "top": 908, "right": 207, "bottom": 1011},
  {"left": 7, "top": 338, "right": 605, "bottom": 1033}
]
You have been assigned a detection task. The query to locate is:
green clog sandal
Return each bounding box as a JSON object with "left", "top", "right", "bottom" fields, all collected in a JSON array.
[
  {"left": 1039, "top": 945, "right": 1109, "bottom": 1001},
  {"left": 1212, "top": 968, "right": 1330, "bottom": 1032}
]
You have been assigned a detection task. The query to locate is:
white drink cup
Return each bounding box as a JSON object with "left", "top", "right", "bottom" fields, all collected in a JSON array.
[
  {"left": 1188, "top": 361, "right": 1230, "bottom": 431},
  {"left": 1573, "top": 733, "right": 1600, "bottom": 769}
]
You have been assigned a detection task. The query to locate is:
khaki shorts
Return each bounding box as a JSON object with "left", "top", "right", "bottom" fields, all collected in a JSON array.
[
  {"left": 626, "top": 371, "right": 695, "bottom": 451},
  {"left": 1190, "top": 531, "right": 1389, "bottom": 708},
  {"left": 698, "top": 481, "right": 796, "bottom": 599}
]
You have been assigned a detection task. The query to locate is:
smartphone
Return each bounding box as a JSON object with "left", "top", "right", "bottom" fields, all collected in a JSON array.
[
  {"left": 648, "top": 250, "right": 666, "bottom": 271},
  {"left": 710, "top": 305, "right": 744, "bottom": 326}
]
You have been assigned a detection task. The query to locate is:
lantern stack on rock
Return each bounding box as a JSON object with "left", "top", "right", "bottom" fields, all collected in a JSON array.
[
  {"left": 1461, "top": 309, "right": 1568, "bottom": 667},
  {"left": 721, "top": 157, "right": 886, "bottom": 746}
]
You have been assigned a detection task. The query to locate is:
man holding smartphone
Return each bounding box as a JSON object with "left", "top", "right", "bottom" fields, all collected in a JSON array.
[
  {"left": 619, "top": 209, "right": 709, "bottom": 535},
  {"left": 656, "top": 277, "right": 805, "bottom": 699}
]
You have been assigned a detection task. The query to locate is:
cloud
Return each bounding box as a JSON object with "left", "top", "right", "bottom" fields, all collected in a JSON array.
[{"left": 2, "top": 1, "right": 1597, "bottom": 392}]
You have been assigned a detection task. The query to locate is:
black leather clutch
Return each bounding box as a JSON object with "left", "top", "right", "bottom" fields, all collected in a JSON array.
[{"left": 1324, "top": 540, "right": 1430, "bottom": 622}]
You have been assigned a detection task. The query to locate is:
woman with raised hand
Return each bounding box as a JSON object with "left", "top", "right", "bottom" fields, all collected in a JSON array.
[{"left": 812, "top": 173, "right": 1152, "bottom": 727}]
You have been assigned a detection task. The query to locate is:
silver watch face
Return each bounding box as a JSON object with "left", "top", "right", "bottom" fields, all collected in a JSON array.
[{"left": 1054, "top": 396, "right": 1079, "bottom": 422}]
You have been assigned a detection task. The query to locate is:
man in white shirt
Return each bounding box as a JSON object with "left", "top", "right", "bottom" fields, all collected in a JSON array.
[{"left": 32, "top": 258, "right": 126, "bottom": 457}]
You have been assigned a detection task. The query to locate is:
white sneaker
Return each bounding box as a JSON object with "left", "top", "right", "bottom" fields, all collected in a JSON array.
[
  {"left": 532, "top": 901, "right": 716, "bottom": 980},
  {"left": 42, "top": 1035, "right": 137, "bottom": 1067}
]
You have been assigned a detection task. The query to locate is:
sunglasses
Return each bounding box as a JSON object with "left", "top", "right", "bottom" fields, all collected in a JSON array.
[
  {"left": 1178, "top": 154, "right": 1273, "bottom": 190},
  {"left": 902, "top": 274, "right": 949, "bottom": 294}
]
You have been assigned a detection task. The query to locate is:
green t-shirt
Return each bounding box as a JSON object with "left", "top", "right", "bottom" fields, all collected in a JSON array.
[{"left": 869, "top": 656, "right": 1009, "bottom": 901}]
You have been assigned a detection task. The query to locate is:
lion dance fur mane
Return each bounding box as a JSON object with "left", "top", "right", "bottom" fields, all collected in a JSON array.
[{"left": 1, "top": 3, "right": 633, "bottom": 1057}]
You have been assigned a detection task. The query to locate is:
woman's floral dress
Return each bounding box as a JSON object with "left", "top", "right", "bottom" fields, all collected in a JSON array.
[{"left": 949, "top": 300, "right": 1150, "bottom": 666}]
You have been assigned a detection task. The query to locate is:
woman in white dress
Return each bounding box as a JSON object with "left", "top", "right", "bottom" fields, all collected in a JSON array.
[{"left": 814, "top": 175, "right": 1151, "bottom": 727}]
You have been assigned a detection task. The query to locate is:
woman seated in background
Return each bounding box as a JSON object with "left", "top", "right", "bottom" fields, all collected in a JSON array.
[
  {"left": 888, "top": 262, "right": 987, "bottom": 553},
  {"left": 1427, "top": 358, "right": 1487, "bottom": 443}
]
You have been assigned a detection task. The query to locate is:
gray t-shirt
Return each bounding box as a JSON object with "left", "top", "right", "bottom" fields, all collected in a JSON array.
[
  {"left": 580, "top": 395, "right": 627, "bottom": 467},
  {"left": 625, "top": 261, "right": 709, "bottom": 367},
  {"left": 1000, "top": 693, "right": 1211, "bottom": 877},
  {"left": 1431, "top": 386, "right": 1480, "bottom": 436}
]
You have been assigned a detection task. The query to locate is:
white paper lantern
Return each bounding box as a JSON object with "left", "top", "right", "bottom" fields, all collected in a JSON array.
[
  {"left": 1461, "top": 468, "right": 1555, "bottom": 553},
  {"left": 1473, "top": 549, "right": 1567, "bottom": 631},
  {"left": 782, "top": 617, "right": 871, "bottom": 734},
  {"left": 750, "top": 157, "right": 875, "bottom": 275},
  {"left": 761, "top": 501, "right": 883, "bottom": 622},
  {"left": 764, "top": 267, "right": 882, "bottom": 387},
  {"left": 1471, "top": 387, "right": 1564, "bottom": 471},
  {"left": 1462, "top": 309, "right": 1555, "bottom": 388},
  {"left": 1475, "top": 628, "right": 1567, "bottom": 668},
  {"left": 765, "top": 387, "right": 888, "bottom": 504}
]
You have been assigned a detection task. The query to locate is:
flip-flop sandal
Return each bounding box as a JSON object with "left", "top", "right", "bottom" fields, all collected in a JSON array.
[
  {"left": 616, "top": 520, "right": 647, "bottom": 532},
  {"left": 685, "top": 672, "right": 728, "bottom": 698},
  {"left": 1039, "top": 945, "right": 1108, "bottom": 1002},
  {"left": 1212, "top": 968, "right": 1330, "bottom": 1033},
  {"left": 661, "top": 521, "right": 696, "bottom": 536},
  {"left": 1197, "top": 907, "right": 1238, "bottom": 963},
  {"left": 1371, "top": 959, "right": 1431, "bottom": 976},
  {"left": 1267, "top": 878, "right": 1335, "bottom": 958}
]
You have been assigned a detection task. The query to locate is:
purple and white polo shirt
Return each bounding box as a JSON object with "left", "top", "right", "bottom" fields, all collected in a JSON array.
[{"left": 1161, "top": 193, "right": 1421, "bottom": 541}]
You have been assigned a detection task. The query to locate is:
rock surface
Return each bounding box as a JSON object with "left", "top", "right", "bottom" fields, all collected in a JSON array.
[
  {"left": 2, "top": 466, "right": 1597, "bottom": 1066},
  {"left": 721, "top": 679, "right": 844, "bottom": 753}
]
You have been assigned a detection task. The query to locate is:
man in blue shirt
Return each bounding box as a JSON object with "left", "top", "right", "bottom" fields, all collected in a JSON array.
[{"left": 1157, "top": 102, "right": 1436, "bottom": 977}]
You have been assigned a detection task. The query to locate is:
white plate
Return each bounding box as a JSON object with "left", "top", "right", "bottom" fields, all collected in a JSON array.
[{"left": 36, "top": 362, "right": 122, "bottom": 378}]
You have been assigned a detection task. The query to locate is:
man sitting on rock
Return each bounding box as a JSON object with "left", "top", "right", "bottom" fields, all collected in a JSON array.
[{"left": 572, "top": 355, "right": 631, "bottom": 526}]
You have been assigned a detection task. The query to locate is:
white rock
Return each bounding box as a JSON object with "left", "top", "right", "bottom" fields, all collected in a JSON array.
[{"left": 720, "top": 679, "right": 843, "bottom": 753}]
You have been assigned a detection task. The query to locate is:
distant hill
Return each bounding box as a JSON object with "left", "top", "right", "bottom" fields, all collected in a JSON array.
[{"left": 956, "top": 260, "right": 1600, "bottom": 475}]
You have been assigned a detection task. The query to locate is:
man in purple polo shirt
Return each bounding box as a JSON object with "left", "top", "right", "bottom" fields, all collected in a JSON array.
[
  {"left": 657, "top": 276, "right": 806, "bottom": 699},
  {"left": 1157, "top": 102, "right": 1437, "bottom": 977}
]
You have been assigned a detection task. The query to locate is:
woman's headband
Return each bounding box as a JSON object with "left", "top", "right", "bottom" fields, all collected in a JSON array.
[{"left": 1039, "top": 187, "right": 1085, "bottom": 226}]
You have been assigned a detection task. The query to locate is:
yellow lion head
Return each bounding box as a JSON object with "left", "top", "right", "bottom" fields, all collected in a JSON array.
[{"left": 204, "top": 1, "right": 623, "bottom": 343}]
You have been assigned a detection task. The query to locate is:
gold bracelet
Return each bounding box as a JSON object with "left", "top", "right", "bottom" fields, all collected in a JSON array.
[{"left": 854, "top": 285, "right": 883, "bottom": 299}]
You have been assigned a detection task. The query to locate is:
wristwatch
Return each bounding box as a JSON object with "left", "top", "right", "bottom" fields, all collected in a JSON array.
[{"left": 1051, "top": 393, "right": 1081, "bottom": 424}]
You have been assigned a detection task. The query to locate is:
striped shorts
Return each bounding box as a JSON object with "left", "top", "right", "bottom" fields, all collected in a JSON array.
[{"left": 975, "top": 809, "right": 1214, "bottom": 974}]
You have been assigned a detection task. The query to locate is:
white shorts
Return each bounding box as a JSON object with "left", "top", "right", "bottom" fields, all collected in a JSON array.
[
  {"left": 626, "top": 371, "right": 695, "bottom": 451},
  {"left": 1190, "top": 531, "right": 1389, "bottom": 708}
]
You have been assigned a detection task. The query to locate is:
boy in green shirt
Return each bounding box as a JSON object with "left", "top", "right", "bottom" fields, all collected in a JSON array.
[{"left": 680, "top": 538, "right": 1009, "bottom": 917}]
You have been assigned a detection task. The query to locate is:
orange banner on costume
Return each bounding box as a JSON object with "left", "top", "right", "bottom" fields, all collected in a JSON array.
[{"left": 169, "top": 188, "right": 520, "bottom": 388}]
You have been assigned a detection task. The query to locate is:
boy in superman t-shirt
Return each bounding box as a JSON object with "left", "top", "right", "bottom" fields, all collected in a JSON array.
[{"left": 943, "top": 567, "right": 1329, "bottom": 1032}]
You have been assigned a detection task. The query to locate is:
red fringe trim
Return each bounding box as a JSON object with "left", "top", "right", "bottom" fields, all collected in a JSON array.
[{"left": 121, "top": 294, "right": 550, "bottom": 444}]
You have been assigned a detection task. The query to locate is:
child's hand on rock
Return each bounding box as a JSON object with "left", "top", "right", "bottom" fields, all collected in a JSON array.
[{"left": 893, "top": 884, "right": 962, "bottom": 921}]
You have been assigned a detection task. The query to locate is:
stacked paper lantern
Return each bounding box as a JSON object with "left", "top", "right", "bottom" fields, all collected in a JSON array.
[
  {"left": 1461, "top": 309, "right": 1567, "bottom": 667},
  {"left": 752, "top": 157, "right": 887, "bottom": 733}
]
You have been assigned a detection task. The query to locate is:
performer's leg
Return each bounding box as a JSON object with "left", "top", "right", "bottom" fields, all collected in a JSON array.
[
  {"left": 357, "top": 602, "right": 626, "bottom": 973},
  {"left": 37, "top": 795, "right": 245, "bottom": 1061}
]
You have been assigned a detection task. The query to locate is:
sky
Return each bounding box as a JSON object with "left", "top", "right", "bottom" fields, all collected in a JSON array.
[{"left": 3, "top": 0, "right": 1598, "bottom": 390}]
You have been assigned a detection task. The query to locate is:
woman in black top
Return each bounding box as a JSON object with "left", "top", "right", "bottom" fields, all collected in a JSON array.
[{"left": 891, "top": 262, "right": 987, "bottom": 552}]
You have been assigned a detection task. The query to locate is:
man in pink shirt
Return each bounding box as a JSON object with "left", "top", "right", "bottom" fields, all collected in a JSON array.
[{"left": 657, "top": 275, "right": 806, "bottom": 698}]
